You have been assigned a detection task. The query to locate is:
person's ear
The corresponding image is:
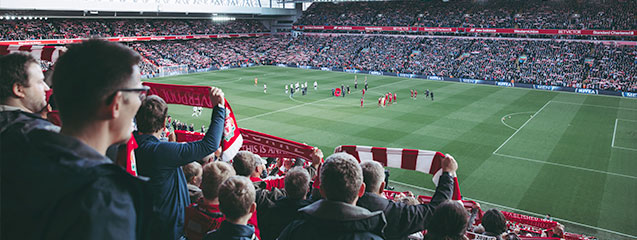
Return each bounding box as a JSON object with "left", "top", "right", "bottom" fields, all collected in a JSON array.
[
  {"left": 358, "top": 182, "right": 366, "bottom": 198},
  {"left": 106, "top": 92, "right": 122, "bottom": 119},
  {"left": 12, "top": 83, "right": 26, "bottom": 98},
  {"left": 378, "top": 181, "right": 385, "bottom": 195},
  {"left": 249, "top": 202, "right": 257, "bottom": 214}
]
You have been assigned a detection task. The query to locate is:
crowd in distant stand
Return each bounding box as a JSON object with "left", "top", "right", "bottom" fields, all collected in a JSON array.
[
  {"left": 296, "top": 0, "right": 637, "bottom": 30},
  {"left": 131, "top": 35, "right": 637, "bottom": 92},
  {"left": 0, "top": 19, "right": 267, "bottom": 40}
]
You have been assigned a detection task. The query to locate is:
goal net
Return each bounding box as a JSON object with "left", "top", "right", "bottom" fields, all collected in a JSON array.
[{"left": 158, "top": 64, "right": 189, "bottom": 77}]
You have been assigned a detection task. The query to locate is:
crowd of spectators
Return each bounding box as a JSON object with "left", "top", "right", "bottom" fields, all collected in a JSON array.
[
  {"left": 129, "top": 35, "right": 637, "bottom": 92},
  {"left": 1, "top": 40, "right": 600, "bottom": 240},
  {"left": 296, "top": 0, "right": 637, "bottom": 30},
  {"left": 0, "top": 19, "right": 267, "bottom": 40}
]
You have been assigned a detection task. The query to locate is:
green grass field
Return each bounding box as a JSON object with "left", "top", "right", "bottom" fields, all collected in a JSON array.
[{"left": 145, "top": 66, "right": 637, "bottom": 239}]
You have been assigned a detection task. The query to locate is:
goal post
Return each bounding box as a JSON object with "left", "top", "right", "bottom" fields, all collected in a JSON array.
[{"left": 158, "top": 64, "right": 189, "bottom": 77}]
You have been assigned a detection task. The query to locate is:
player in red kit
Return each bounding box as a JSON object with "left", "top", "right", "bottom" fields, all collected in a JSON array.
[
  {"left": 410, "top": 89, "right": 413, "bottom": 99},
  {"left": 393, "top": 93, "right": 397, "bottom": 103},
  {"left": 360, "top": 97, "right": 364, "bottom": 108},
  {"left": 414, "top": 90, "right": 418, "bottom": 100},
  {"left": 362, "top": 89, "right": 365, "bottom": 96}
]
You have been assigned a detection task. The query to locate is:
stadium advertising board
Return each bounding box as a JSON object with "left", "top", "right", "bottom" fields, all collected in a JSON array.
[
  {"left": 427, "top": 76, "right": 443, "bottom": 81},
  {"left": 460, "top": 78, "right": 481, "bottom": 84},
  {"left": 398, "top": 73, "right": 417, "bottom": 78},
  {"left": 294, "top": 25, "right": 636, "bottom": 36},
  {"left": 495, "top": 81, "right": 514, "bottom": 87},
  {"left": 369, "top": 71, "right": 383, "bottom": 76},
  {"left": 344, "top": 69, "right": 360, "bottom": 73},
  {"left": 575, "top": 88, "right": 599, "bottom": 95},
  {"left": 320, "top": 67, "right": 332, "bottom": 71},
  {"left": 533, "top": 85, "right": 562, "bottom": 91},
  {"left": 623, "top": 92, "right": 637, "bottom": 98}
]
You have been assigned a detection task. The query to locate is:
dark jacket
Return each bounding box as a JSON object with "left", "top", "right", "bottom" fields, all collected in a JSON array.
[
  {"left": 356, "top": 172, "right": 454, "bottom": 240},
  {"left": 259, "top": 197, "right": 312, "bottom": 240},
  {"left": 1, "top": 128, "right": 152, "bottom": 240},
  {"left": 278, "top": 199, "right": 387, "bottom": 240},
  {"left": 204, "top": 221, "right": 257, "bottom": 240},
  {"left": 134, "top": 105, "right": 225, "bottom": 240}
]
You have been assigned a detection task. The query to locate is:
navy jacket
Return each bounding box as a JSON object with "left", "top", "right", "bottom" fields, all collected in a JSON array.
[
  {"left": 259, "top": 197, "right": 312, "bottom": 240},
  {"left": 135, "top": 105, "right": 225, "bottom": 240},
  {"left": 1, "top": 126, "right": 152, "bottom": 240},
  {"left": 278, "top": 199, "right": 387, "bottom": 240},
  {"left": 356, "top": 172, "right": 454, "bottom": 240},
  {"left": 204, "top": 221, "right": 257, "bottom": 240}
]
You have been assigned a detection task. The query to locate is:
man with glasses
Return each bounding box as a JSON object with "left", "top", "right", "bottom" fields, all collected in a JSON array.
[
  {"left": 2, "top": 39, "right": 153, "bottom": 239},
  {"left": 134, "top": 89, "right": 225, "bottom": 240}
]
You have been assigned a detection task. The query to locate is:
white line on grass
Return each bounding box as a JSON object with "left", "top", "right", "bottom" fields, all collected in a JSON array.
[
  {"left": 237, "top": 97, "right": 334, "bottom": 123},
  {"left": 550, "top": 100, "right": 637, "bottom": 111},
  {"left": 493, "top": 101, "right": 552, "bottom": 154},
  {"left": 612, "top": 146, "right": 637, "bottom": 152},
  {"left": 611, "top": 119, "right": 637, "bottom": 151},
  {"left": 492, "top": 152, "right": 637, "bottom": 179},
  {"left": 389, "top": 180, "right": 637, "bottom": 239},
  {"left": 500, "top": 112, "right": 536, "bottom": 131},
  {"left": 612, "top": 119, "right": 618, "bottom": 148}
]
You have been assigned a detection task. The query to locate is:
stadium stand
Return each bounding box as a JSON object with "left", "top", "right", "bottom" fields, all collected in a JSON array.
[
  {"left": 0, "top": 19, "right": 267, "bottom": 40},
  {"left": 296, "top": 0, "right": 637, "bottom": 30},
  {"left": 127, "top": 35, "right": 637, "bottom": 92}
]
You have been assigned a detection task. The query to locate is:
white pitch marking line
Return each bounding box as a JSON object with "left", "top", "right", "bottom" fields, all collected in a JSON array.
[
  {"left": 612, "top": 118, "right": 618, "bottom": 148},
  {"left": 492, "top": 152, "right": 637, "bottom": 180},
  {"left": 238, "top": 97, "right": 334, "bottom": 122},
  {"left": 550, "top": 100, "right": 637, "bottom": 111},
  {"left": 389, "top": 180, "right": 637, "bottom": 240},
  {"left": 500, "top": 112, "right": 536, "bottom": 131},
  {"left": 493, "top": 100, "right": 552, "bottom": 154},
  {"left": 612, "top": 146, "right": 637, "bottom": 152}
]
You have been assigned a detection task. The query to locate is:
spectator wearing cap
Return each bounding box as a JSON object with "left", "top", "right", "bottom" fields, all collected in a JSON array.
[
  {"left": 357, "top": 156, "right": 456, "bottom": 240},
  {"left": 278, "top": 152, "right": 386, "bottom": 240}
]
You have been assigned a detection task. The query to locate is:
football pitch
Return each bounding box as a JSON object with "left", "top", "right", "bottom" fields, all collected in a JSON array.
[{"left": 145, "top": 66, "right": 637, "bottom": 239}]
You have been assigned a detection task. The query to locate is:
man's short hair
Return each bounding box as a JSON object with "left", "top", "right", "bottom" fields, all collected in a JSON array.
[
  {"left": 482, "top": 209, "right": 506, "bottom": 235},
  {"left": 183, "top": 161, "right": 202, "bottom": 184},
  {"left": 360, "top": 161, "right": 384, "bottom": 193},
  {"left": 0, "top": 52, "right": 39, "bottom": 102},
  {"left": 232, "top": 151, "right": 259, "bottom": 177},
  {"left": 52, "top": 39, "right": 141, "bottom": 124},
  {"left": 135, "top": 95, "right": 168, "bottom": 134},
  {"left": 320, "top": 152, "right": 363, "bottom": 203},
  {"left": 218, "top": 176, "right": 255, "bottom": 220},
  {"left": 426, "top": 201, "right": 469, "bottom": 240},
  {"left": 201, "top": 161, "right": 236, "bottom": 200},
  {"left": 284, "top": 167, "right": 310, "bottom": 199}
]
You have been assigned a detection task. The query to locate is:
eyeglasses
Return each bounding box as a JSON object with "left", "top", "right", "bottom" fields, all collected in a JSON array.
[{"left": 116, "top": 86, "right": 151, "bottom": 101}]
